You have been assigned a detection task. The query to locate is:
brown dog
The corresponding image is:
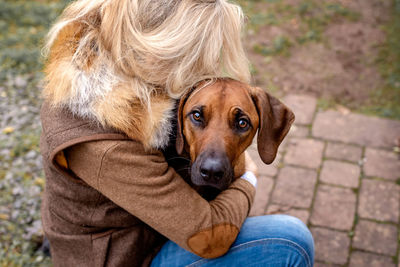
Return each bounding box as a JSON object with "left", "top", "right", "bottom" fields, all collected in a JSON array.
[{"left": 164, "top": 78, "right": 294, "bottom": 200}]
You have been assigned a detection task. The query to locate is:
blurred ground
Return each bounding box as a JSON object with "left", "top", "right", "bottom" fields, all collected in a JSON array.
[
  {"left": 239, "top": 0, "right": 400, "bottom": 119},
  {"left": 0, "top": 0, "right": 399, "bottom": 266},
  {"left": 0, "top": 1, "right": 68, "bottom": 265}
]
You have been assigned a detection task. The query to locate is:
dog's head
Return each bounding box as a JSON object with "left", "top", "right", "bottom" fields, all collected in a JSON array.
[{"left": 176, "top": 78, "right": 294, "bottom": 191}]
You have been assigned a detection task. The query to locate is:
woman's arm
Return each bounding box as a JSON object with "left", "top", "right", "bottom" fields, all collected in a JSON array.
[{"left": 65, "top": 139, "right": 255, "bottom": 258}]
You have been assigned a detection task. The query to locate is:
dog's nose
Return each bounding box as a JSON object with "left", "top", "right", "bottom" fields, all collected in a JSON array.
[{"left": 200, "top": 158, "right": 225, "bottom": 181}]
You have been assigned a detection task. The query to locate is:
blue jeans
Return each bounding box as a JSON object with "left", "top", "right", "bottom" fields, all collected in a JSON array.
[{"left": 151, "top": 215, "right": 314, "bottom": 267}]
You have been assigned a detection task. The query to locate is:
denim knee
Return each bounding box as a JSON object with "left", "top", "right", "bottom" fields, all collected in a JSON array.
[
  {"left": 235, "top": 215, "right": 315, "bottom": 265},
  {"left": 152, "top": 215, "right": 315, "bottom": 267}
]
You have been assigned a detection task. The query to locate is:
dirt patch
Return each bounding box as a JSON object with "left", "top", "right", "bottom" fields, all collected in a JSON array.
[
  {"left": 244, "top": 0, "right": 390, "bottom": 107},
  {"left": 333, "top": 0, "right": 391, "bottom": 25}
]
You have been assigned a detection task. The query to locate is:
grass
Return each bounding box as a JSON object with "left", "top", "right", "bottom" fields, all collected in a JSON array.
[
  {"left": 253, "top": 35, "right": 292, "bottom": 57},
  {"left": 295, "top": 1, "right": 359, "bottom": 43},
  {"left": 315, "top": 0, "right": 400, "bottom": 120},
  {"left": 237, "top": 0, "right": 399, "bottom": 120},
  {"left": 357, "top": 0, "right": 400, "bottom": 119},
  {"left": 236, "top": 0, "right": 358, "bottom": 55},
  {"left": 0, "top": 0, "right": 69, "bottom": 80}
]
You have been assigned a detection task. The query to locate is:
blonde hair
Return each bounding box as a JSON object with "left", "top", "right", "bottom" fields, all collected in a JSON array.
[{"left": 44, "top": 0, "right": 250, "bottom": 103}]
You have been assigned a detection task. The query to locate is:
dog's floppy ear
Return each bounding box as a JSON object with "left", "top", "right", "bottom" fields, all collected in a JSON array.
[{"left": 250, "top": 87, "right": 295, "bottom": 164}]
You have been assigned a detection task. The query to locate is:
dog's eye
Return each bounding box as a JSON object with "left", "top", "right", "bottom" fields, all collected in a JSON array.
[
  {"left": 192, "top": 111, "right": 201, "bottom": 121},
  {"left": 238, "top": 119, "right": 248, "bottom": 129}
]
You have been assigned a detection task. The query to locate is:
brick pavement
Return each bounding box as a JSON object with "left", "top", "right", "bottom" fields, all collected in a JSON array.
[{"left": 248, "top": 94, "right": 400, "bottom": 267}]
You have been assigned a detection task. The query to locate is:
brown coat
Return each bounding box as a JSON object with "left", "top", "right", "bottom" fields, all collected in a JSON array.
[{"left": 40, "top": 102, "right": 255, "bottom": 266}]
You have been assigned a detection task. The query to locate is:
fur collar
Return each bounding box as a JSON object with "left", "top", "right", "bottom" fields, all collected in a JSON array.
[{"left": 43, "top": 25, "right": 175, "bottom": 149}]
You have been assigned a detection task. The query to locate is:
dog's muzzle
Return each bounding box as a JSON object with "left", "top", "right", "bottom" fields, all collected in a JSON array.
[{"left": 191, "top": 151, "right": 233, "bottom": 190}]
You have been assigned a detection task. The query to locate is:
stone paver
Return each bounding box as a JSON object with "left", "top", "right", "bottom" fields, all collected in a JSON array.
[
  {"left": 315, "top": 263, "right": 340, "bottom": 267},
  {"left": 310, "top": 185, "right": 356, "bottom": 230},
  {"left": 349, "top": 251, "right": 396, "bottom": 267},
  {"left": 312, "top": 110, "right": 400, "bottom": 148},
  {"left": 311, "top": 227, "right": 350, "bottom": 265},
  {"left": 285, "top": 138, "right": 324, "bottom": 169},
  {"left": 271, "top": 166, "right": 317, "bottom": 208},
  {"left": 325, "top": 142, "right": 362, "bottom": 162},
  {"left": 364, "top": 148, "right": 400, "bottom": 181},
  {"left": 353, "top": 220, "right": 398, "bottom": 256},
  {"left": 248, "top": 94, "right": 400, "bottom": 266},
  {"left": 358, "top": 179, "right": 399, "bottom": 223},
  {"left": 266, "top": 204, "right": 309, "bottom": 224},
  {"left": 249, "top": 176, "right": 274, "bottom": 216},
  {"left": 283, "top": 94, "right": 317, "bottom": 125},
  {"left": 288, "top": 125, "right": 309, "bottom": 138},
  {"left": 319, "top": 160, "right": 360, "bottom": 188},
  {"left": 247, "top": 148, "right": 279, "bottom": 177}
]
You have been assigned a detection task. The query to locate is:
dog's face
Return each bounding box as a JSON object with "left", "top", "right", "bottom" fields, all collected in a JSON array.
[
  {"left": 180, "top": 80, "right": 259, "bottom": 190},
  {"left": 176, "top": 79, "right": 294, "bottom": 191}
]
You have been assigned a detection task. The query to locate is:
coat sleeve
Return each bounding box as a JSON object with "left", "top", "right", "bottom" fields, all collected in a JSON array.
[{"left": 65, "top": 139, "right": 255, "bottom": 258}]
